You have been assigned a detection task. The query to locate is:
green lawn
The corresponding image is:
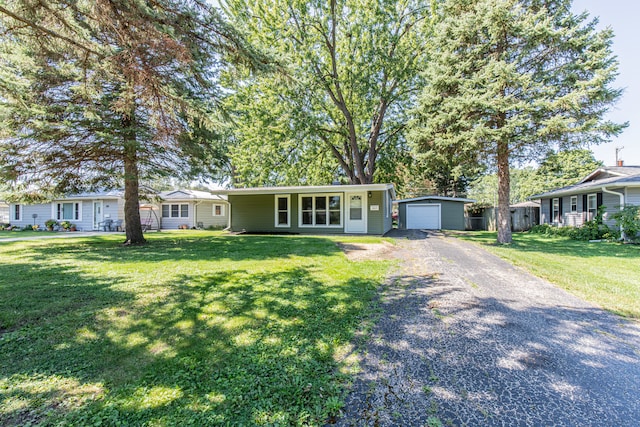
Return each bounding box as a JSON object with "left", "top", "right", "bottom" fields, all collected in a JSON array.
[
  {"left": 0, "top": 231, "right": 391, "bottom": 426},
  {"left": 453, "top": 231, "right": 640, "bottom": 319}
]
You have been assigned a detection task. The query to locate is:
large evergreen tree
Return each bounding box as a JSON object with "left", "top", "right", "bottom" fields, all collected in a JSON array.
[
  {"left": 409, "top": 0, "right": 625, "bottom": 243},
  {"left": 222, "top": 0, "right": 432, "bottom": 186},
  {"left": 0, "top": 0, "right": 262, "bottom": 244},
  {"left": 468, "top": 149, "right": 603, "bottom": 205}
]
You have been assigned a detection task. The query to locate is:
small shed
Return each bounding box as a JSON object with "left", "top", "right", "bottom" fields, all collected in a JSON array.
[{"left": 396, "top": 196, "right": 475, "bottom": 230}]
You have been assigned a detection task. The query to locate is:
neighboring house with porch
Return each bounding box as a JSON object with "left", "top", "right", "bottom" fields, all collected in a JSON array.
[
  {"left": 224, "top": 184, "right": 395, "bottom": 235},
  {"left": 533, "top": 165, "right": 640, "bottom": 228},
  {"left": 8, "top": 190, "right": 124, "bottom": 231},
  {"left": 6, "top": 189, "right": 228, "bottom": 231}
]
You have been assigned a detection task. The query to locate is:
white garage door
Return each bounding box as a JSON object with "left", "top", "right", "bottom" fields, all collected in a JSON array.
[{"left": 406, "top": 204, "right": 441, "bottom": 229}]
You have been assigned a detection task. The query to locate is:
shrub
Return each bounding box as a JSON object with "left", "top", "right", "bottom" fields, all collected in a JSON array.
[
  {"left": 531, "top": 206, "right": 615, "bottom": 241},
  {"left": 530, "top": 223, "right": 575, "bottom": 238},
  {"left": 612, "top": 205, "right": 640, "bottom": 243},
  {"left": 45, "top": 219, "right": 59, "bottom": 229}
]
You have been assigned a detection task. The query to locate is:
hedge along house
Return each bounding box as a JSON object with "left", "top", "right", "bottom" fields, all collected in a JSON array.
[
  {"left": 158, "top": 190, "right": 229, "bottom": 230},
  {"left": 396, "top": 196, "right": 475, "bottom": 230},
  {"left": 224, "top": 184, "right": 396, "bottom": 235},
  {"left": 533, "top": 165, "right": 640, "bottom": 228}
]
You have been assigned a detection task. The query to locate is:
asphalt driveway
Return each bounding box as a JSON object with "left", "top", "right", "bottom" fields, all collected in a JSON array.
[{"left": 337, "top": 231, "right": 640, "bottom": 426}]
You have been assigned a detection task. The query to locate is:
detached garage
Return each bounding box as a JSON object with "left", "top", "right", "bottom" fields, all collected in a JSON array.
[{"left": 397, "top": 196, "right": 475, "bottom": 230}]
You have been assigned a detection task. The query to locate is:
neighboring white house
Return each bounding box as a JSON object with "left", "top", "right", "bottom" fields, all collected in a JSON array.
[
  {"left": 8, "top": 190, "right": 124, "bottom": 231},
  {"left": 6, "top": 189, "right": 229, "bottom": 231},
  {"left": 157, "top": 189, "right": 229, "bottom": 230}
]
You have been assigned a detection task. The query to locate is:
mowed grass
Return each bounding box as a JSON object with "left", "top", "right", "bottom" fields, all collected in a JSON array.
[
  {"left": 453, "top": 231, "right": 640, "bottom": 319},
  {"left": 0, "top": 231, "right": 392, "bottom": 426}
]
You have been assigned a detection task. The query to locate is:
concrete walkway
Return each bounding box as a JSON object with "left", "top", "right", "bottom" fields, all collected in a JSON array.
[
  {"left": 337, "top": 231, "right": 640, "bottom": 426},
  {"left": 0, "top": 231, "right": 121, "bottom": 242}
]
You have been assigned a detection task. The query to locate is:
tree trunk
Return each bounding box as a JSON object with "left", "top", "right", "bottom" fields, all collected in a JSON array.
[
  {"left": 496, "top": 138, "right": 512, "bottom": 244},
  {"left": 122, "top": 115, "right": 146, "bottom": 245}
]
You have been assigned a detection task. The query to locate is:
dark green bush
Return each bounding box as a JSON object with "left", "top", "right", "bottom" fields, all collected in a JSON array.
[
  {"left": 531, "top": 206, "right": 615, "bottom": 241},
  {"left": 612, "top": 205, "right": 640, "bottom": 243}
]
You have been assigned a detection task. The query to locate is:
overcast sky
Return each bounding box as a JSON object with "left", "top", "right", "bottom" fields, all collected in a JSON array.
[{"left": 571, "top": 0, "right": 640, "bottom": 166}]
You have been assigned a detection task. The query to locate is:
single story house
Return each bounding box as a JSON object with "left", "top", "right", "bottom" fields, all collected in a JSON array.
[
  {"left": 8, "top": 190, "right": 125, "bottom": 231},
  {"left": 224, "top": 184, "right": 395, "bottom": 235},
  {"left": 533, "top": 165, "right": 640, "bottom": 228},
  {"left": 396, "top": 196, "right": 475, "bottom": 230},
  {"left": 156, "top": 189, "right": 228, "bottom": 230},
  {"left": 7, "top": 189, "right": 229, "bottom": 231}
]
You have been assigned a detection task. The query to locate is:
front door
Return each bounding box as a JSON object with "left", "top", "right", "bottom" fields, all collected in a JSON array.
[
  {"left": 345, "top": 192, "right": 367, "bottom": 233},
  {"left": 93, "top": 201, "right": 103, "bottom": 230}
]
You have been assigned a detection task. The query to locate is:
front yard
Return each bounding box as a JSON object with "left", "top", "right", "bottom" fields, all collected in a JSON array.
[
  {"left": 454, "top": 231, "right": 640, "bottom": 319},
  {"left": 0, "top": 231, "right": 391, "bottom": 426}
]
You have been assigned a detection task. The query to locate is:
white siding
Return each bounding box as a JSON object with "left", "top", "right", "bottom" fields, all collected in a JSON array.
[
  {"left": 102, "top": 200, "right": 120, "bottom": 222},
  {"left": 160, "top": 202, "right": 194, "bottom": 229},
  {"left": 602, "top": 192, "right": 623, "bottom": 227},
  {"left": 627, "top": 188, "right": 640, "bottom": 206},
  {"left": 562, "top": 195, "right": 585, "bottom": 228},
  {"left": 0, "top": 203, "right": 8, "bottom": 223},
  {"left": 10, "top": 203, "right": 54, "bottom": 228},
  {"left": 195, "top": 202, "right": 229, "bottom": 229}
]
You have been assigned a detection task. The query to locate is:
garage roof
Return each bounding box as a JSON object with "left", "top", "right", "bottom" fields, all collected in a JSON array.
[{"left": 395, "top": 195, "right": 475, "bottom": 204}]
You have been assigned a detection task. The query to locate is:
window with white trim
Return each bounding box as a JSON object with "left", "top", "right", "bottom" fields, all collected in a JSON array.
[
  {"left": 570, "top": 196, "right": 577, "bottom": 213},
  {"left": 11, "top": 204, "right": 22, "bottom": 221},
  {"left": 56, "top": 202, "right": 81, "bottom": 221},
  {"left": 213, "top": 204, "right": 225, "bottom": 216},
  {"left": 275, "top": 195, "right": 290, "bottom": 227},
  {"left": 162, "top": 203, "right": 189, "bottom": 218},
  {"left": 299, "top": 194, "right": 342, "bottom": 227},
  {"left": 587, "top": 194, "right": 597, "bottom": 219},
  {"left": 552, "top": 198, "right": 560, "bottom": 223}
]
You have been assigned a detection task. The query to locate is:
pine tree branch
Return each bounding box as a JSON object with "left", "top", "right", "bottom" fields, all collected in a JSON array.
[{"left": 0, "top": 5, "right": 103, "bottom": 57}]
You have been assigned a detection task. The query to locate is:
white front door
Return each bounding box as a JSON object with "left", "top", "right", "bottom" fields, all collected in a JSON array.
[
  {"left": 345, "top": 192, "right": 367, "bottom": 233},
  {"left": 93, "top": 201, "right": 103, "bottom": 230}
]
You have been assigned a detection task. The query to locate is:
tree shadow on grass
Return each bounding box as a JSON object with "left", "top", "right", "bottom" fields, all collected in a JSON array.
[
  {"left": 0, "top": 258, "right": 383, "bottom": 425},
  {"left": 0, "top": 233, "right": 343, "bottom": 266},
  {"left": 0, "top": 259, "right": 136, "bottom": 426}
]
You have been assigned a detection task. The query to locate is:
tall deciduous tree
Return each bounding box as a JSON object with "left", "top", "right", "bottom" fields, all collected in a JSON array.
[
  {"left": 222, "top": 0, "right": 433, "bottom": 186},
  {"left": 0, "top": 0, "right": 262, "bottom": 244},
  {"left": 409, "top": 0, "right": 625, "bottom": 243}
]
